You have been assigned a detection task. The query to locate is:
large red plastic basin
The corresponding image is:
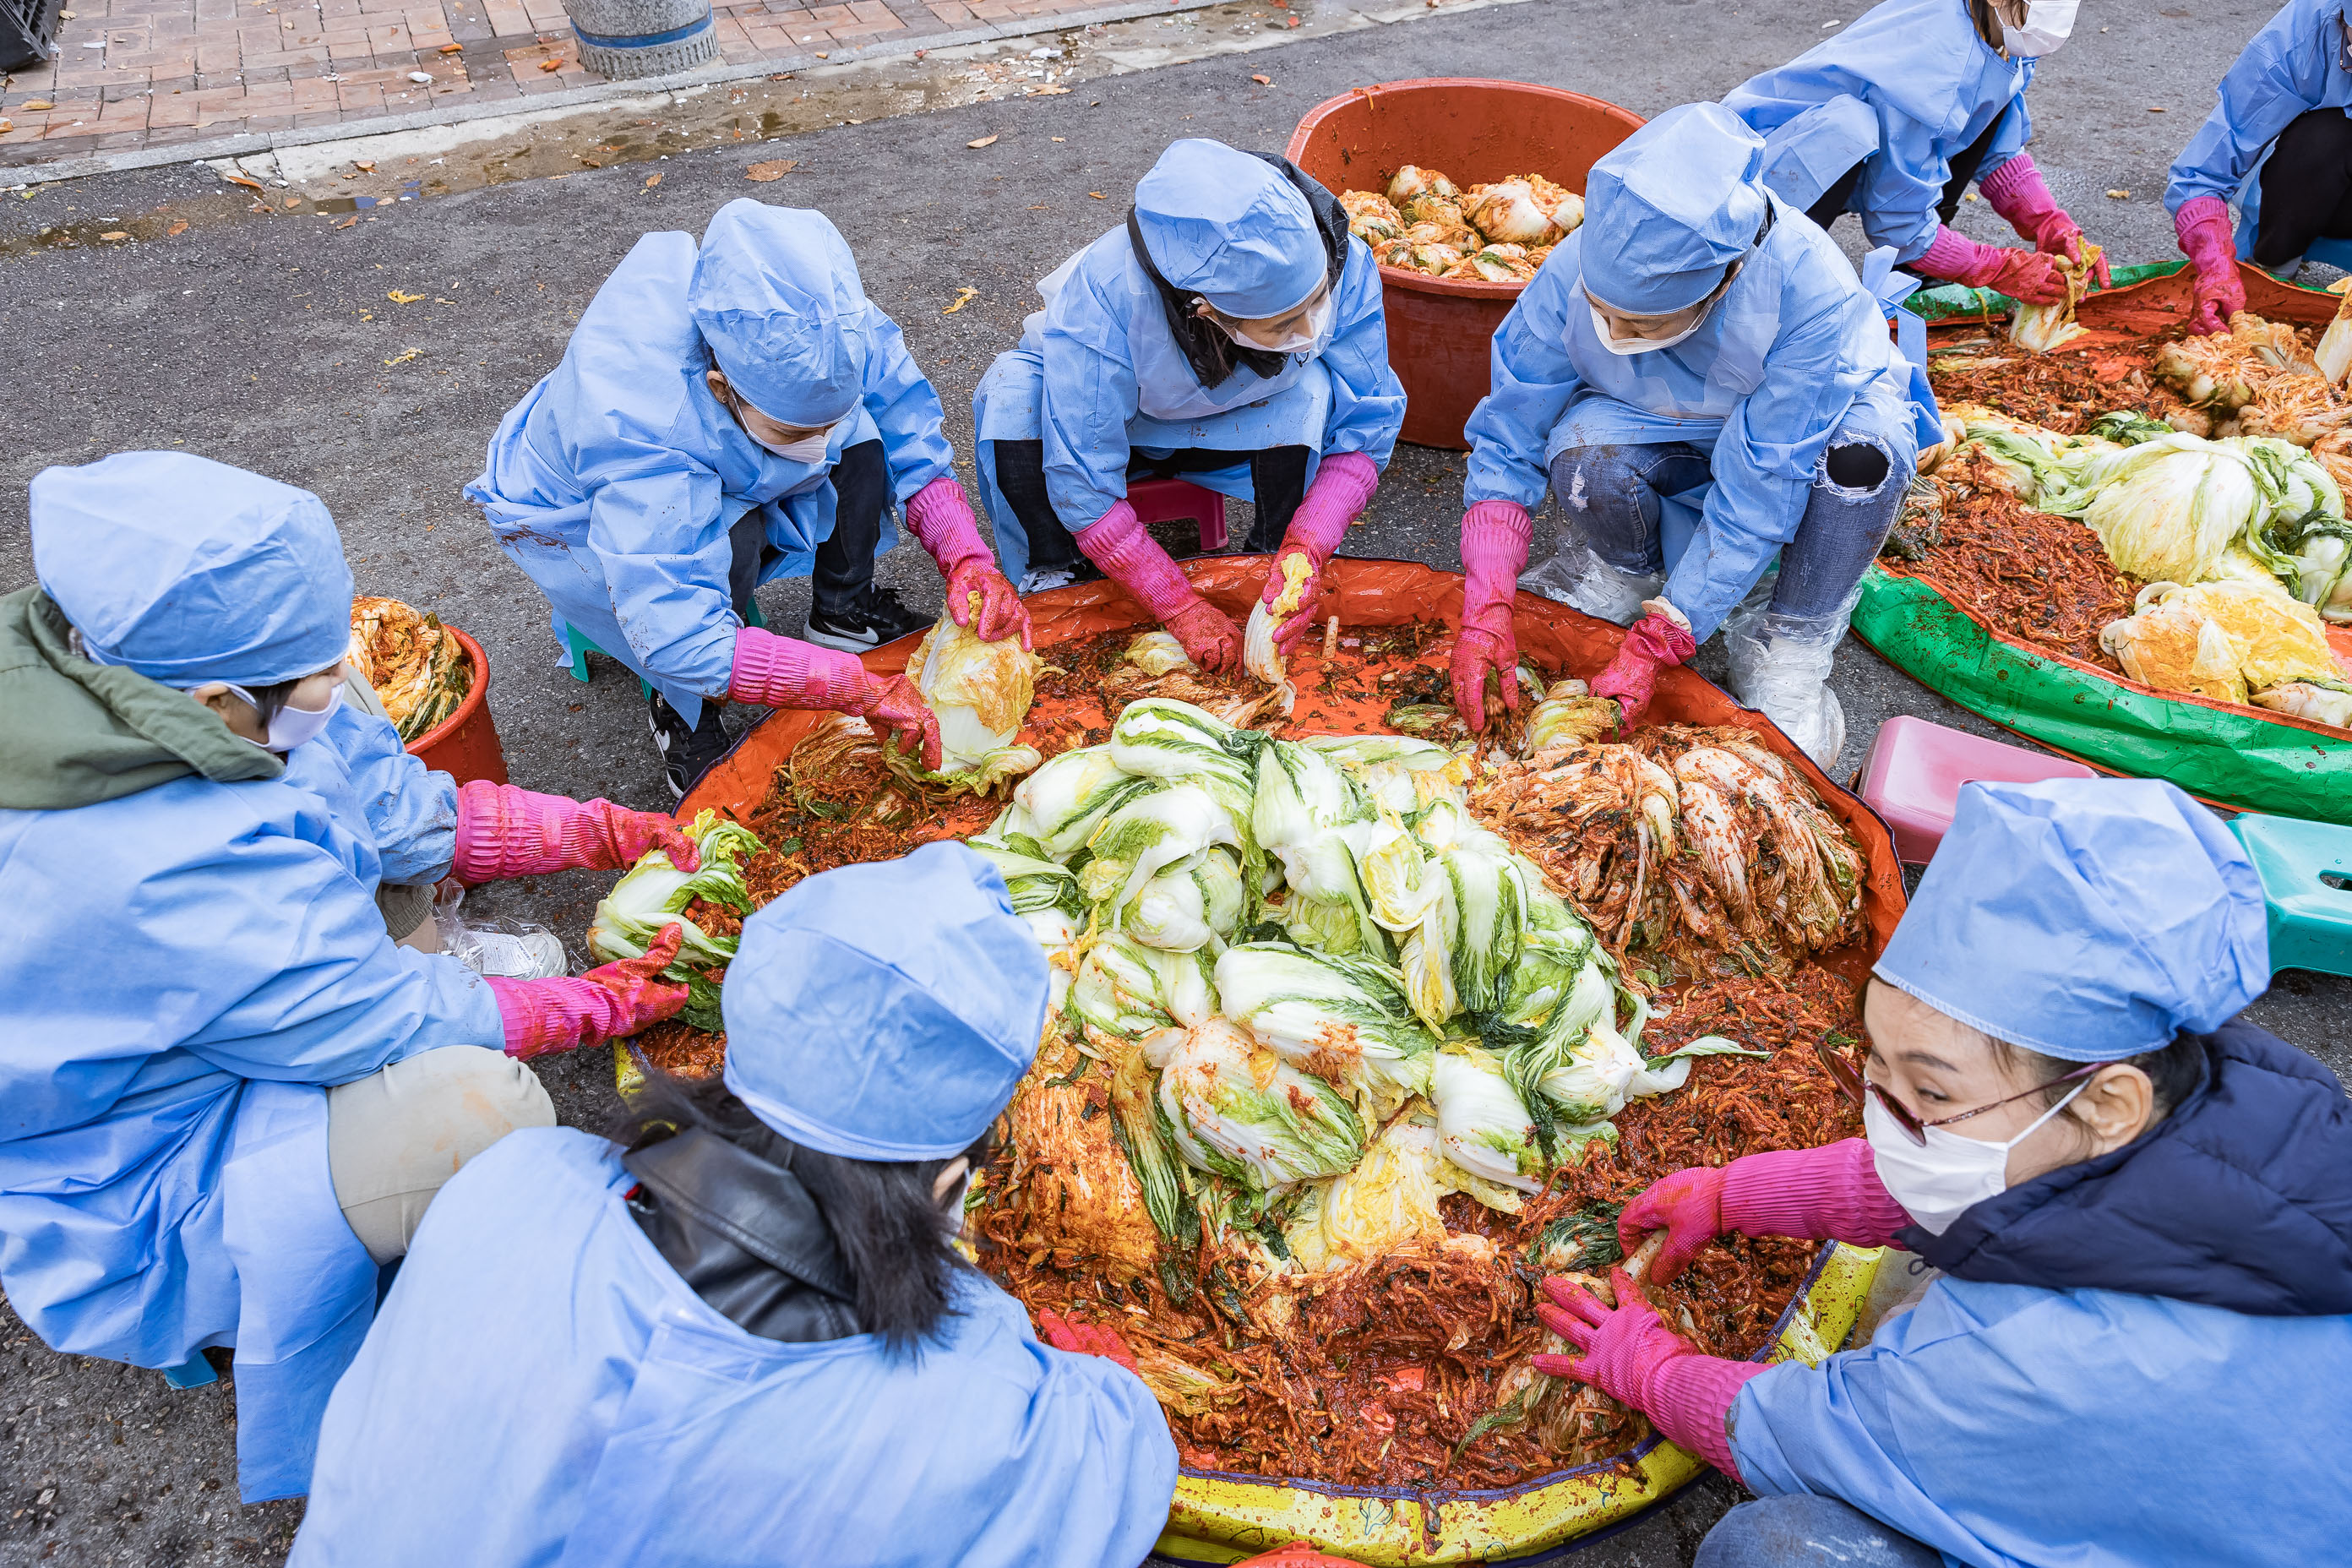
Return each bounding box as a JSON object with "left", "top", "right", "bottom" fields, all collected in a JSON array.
[
  {"left": 406, "top": 626, "right": 509, "bottom": 787},
  {"left": 1288, "top": 79, "right": 1643, "bottom": 450}
]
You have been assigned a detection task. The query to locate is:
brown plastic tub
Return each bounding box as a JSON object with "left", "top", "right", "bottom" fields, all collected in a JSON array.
[{"left": 1288, "top": 79, "right": 1643, "bottom": 450}]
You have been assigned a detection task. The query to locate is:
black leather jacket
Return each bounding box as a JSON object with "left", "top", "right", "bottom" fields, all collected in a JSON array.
[{"left": 623, "top": 1127, "right": 862, "bottom": 1342}]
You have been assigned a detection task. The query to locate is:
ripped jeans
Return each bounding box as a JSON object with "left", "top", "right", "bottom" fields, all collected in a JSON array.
[{"left": 1543, "top": 430, "right": 1904, "bottom": 627}]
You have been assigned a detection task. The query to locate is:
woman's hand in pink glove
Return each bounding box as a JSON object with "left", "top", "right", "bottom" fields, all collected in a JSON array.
[
  {"left": 1979, "top": 155, "right": 2109, "bottom": 287},
  {"left": 1036, "top": 1309, "right": 1141, "bottom": 1374},
  {"left": 2175, "top": 195, "right": 2247, "bottom": 337},
  {"left": 1264, "top": 453, "right": 1381, "bottom": 651},
  {"left": 945, "top": 558, "right": 1032, "bottom": 649},
  {"left": 488, "top": 924, "right": 690, "bottom": 1060},
  {"left": 1914, "top": 225, "right": 2068, "bottom": 305},
  {"left": 1451, "top": 500, "right": 1533, "bottom": 733},
  {"left": 1588, "top": 612, "right": 1697, "bottom": 727},
  {"left": 906, "top": 476, "right": 1031, "bottom": 648},
  {"left": 1531, "top": 1271, "right": 1766, "bottom": 1480},
  {"left": 1168, "top": 599, "right": 1244, "bottom": 672},
  {"left": 1616, "top": 1167, "right": 1729, "bottom": 1285},
  {"left": 453, "top": 782, "right": 699, "bottom": 884},
  {"left": 846, "top": 673, "right": 945, "bottom": 772}
]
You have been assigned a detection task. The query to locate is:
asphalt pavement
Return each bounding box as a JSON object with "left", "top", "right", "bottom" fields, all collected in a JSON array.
[{"left": 0, "top": 1, "right": 2341, "bottom": 1563}]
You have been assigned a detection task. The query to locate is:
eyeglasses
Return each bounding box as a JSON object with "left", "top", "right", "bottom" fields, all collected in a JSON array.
[{"left": 1812, "top": 1036, "right": 2101, "bottom": 1146}]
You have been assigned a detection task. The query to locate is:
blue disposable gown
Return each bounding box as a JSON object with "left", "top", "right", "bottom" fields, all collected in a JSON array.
[
  {"left": 2165, "top": 0, "right": 2352, "bottom": 256},
  {"left": 1462, "top": 201, "right": 1935, "bottom": 640},
  {"left": 278, "top": 701, "right": 457, "bottom": 888},
  {"left": 1721, "top": 0, "right": 2034, "bottom": 261},
  {"left": 466, "top": 231, "right": 956, "bottom": 726},
  {"left": 1732, "top": 1277, "right": 2352, "bottom": 1568},
  {"left": 0, "top": 732, "right": 499, "bottom": 1502},
  {"left": 289, "top": 1128, "right": 1179, "bottom": 1568},
  {"left": 971, "top": 230, "right": 1405, "bottom": 583}
]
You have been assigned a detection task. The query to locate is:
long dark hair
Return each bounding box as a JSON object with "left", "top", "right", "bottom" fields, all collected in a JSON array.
[{"left": 609, "top": 1070, "right": 991, "bottom": 1353}]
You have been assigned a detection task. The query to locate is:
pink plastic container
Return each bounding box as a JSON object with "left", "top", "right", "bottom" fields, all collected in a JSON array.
[
  {"left": 1859, "top": 715, "right": 2098, "bottom": 864},
  {"left": 1130, "top": 476, "right": 1228, "bottom": 552}
]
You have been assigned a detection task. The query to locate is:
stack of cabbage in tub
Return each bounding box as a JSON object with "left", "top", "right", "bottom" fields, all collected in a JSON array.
[{"left": 981, "top": 699, "right": 1754, "bottom": 1272}]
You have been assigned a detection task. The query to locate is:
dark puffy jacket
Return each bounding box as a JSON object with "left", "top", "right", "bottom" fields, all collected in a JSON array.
[{"left": 1912, "top": 1019, "right": 2352, "bottom": 1315}]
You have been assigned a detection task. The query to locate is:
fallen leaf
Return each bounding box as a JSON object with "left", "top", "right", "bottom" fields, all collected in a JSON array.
[
  {"left": 746, "top": 158, "right": 800, "bottom": 181},
  {"left": 814, "top": 51, "right": 828, "bottom": 57},
  {"left": 966, "top": 133, "right": 998, "bottom": 148},
  {"left": 2147, "top": 105, "right": 2165, "bottom": 112},
  {"left": 1028, "top": 84, "right": 1069, "bottom": 95},
  {"left": 354, "top": 160, "right": 375, "bottom": 172},
  {"left": 644, "top": 173, "right": 662, "bottom": 188},
  {"left": 224, "top": 172, "right": 264, "bottom": 190},
  {"left": 0, "top": 119, "right": 12, "bottom": 133},
  {"left": 335, "top": 215, "right": 359, "bottom": 229},
  {"left": 942, "top": 286, "right": 979, "bottom": 314},
  {"left": 99, "top": 230, "right": 128, "bottom": 240},
  {"left": 537, "top": 57, "right": 560, "bottom": 70},
  {"left": 384, "top": 347, "right": 422, "bottom": 365},
  {"left": 1250, "top": 74, "right": 1270, "bottom": 84},
  {"left": 2105, "top": 188, "right": 2131, "bottom": 199},
  {"left": 281, "top": 194, "right": 301, "bottom": 208},
  {"left": 1285, "top": 14, "right": 1298, "bottom": 23},
  {"left": 386, "top": 288, "right": 423, "bottom": 302},
  {"left": 167, "top": 219, "right": 188, "bottom": 236},
  {"left": 438, "top": 41, "right": 460, "bottom": 52},
  {"left": 1088, "top": 191, "right": 1106, "bottom": 199},
  {"left": 23, "top": 99, "right": 52, "bottom": 111},
  {"left": 1026, "top": 203, "right": 1048, "bottom": 210}
]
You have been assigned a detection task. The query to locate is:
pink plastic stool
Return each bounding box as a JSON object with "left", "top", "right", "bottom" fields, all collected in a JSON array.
[
  {"left": 1129, "top": 476, "right": 1228, "bottom": 552},
  {"left": 1859, "top": 716, "right": 2099, "bottom": 864}
]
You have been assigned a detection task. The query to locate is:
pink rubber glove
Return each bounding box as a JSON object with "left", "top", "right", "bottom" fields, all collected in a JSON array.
[
  {"left": 1588, "top": 612, "right": 1696, "bottom": 727},
  {"left": 730, "top": 626, "right": 943, "bottom": 770},
  {"left": 452, "top": 781, "right": 700, "bottom": 884},
  {"left": 905, "top": 476, "right": 1030, "bottom": 649},
  {"left": 1035, "top": 1309, "right": 1141, "bottom": 1375},
  {"left": 1979, "top": 155, "right": 2109, "bottom": 287},
  {"left": 1450, "top": 499, "right": 1532, "bottom": 733},
  {"left": 1533, "top": 1271, "right": 1768, "bottom": 1482},
  {"left": 1076, "top": 500, "right": 1242, "bottom": 672},
  {"left": 1913, "top": 224, "right": 2068, "bottom": 306},
  {"left": 487, "top": 923, "right": 690, "bottom": 1060},
  {"left": 1618, "top": 1140, "right": 1914, "bottom": 1285},
  {"left": 2175, "top": 195, "right": 2247, "bottom": 337},
  {"left": 1260, "top": 451, "right": 1381, "bottom": 651}
]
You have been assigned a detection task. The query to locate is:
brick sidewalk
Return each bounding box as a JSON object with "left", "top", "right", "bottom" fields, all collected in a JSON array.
[{"left": 0, "top": 0, "right": 1124, "bottom": 164}]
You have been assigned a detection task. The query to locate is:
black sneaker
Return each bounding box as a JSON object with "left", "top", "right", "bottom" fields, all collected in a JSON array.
[
  {"left": 648, "top": 691, "right": 733, "bottom": 802},
  {"left": 803, "top": 584, "right": 932, "bottom": 653}
]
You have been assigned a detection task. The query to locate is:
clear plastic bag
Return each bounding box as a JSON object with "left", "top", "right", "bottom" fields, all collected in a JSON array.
[
  {"left": 1518, "top": 543, "right": 1658, "bottom": 627},
  {"left": 1720, "top": 568, "right": 1861, "bottom": 769},
  {"left": 433, "top": 882, "right": 570, "bottom": 979}
]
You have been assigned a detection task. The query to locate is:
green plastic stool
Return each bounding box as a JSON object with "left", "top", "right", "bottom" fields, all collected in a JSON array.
[
  {"left": 2229, "top": 813, "right": 2352, "bottom": 978},
  {"left": 563, "top": 598, "right": 767, "bottom": 694}
]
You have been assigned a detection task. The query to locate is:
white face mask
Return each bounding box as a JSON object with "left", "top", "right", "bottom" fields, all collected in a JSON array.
[
  {"left": 1220, "top": 286, "right": 1336, "bottom": 355},
  {"left": 2001, "top": 0, "right": 2077, "bottom": 57},
  {"left": 1864, "top": 1077, "right": 2090, "bottom": 1235},
  {"left": 226, "top": 682, "right": 342, "bottom": 753},
  {"left": 1588, "top": 300, "right": 1711, "bottom": 357},
  {"left": 761, "top": 423, "right": 836, "bottom": 464}
]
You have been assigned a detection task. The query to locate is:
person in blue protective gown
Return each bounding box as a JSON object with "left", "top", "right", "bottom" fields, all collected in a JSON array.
[
  {"left": 1516, "top": 776, "right": 2352, "bottom": 1568},
  {"left": 1720, "top": 0, "right": 2105, "bottom": 306},
  {"left": 469, "top": 199, "right": 1025, "bottom": 798},
  {"left": 0, "top": 452, "right": 703, "bottom": 1503},
  {"left": 1451, "top": 103, "right": 1939, "bottom": 768},
  {"left": 972, "top": 138, "right": 1406, "bottom": 672},
  {"left": 288, "top": 841, "right": 1181, "bottom": 1568},
  {"left": 2167, "top": 0, "right": 2352, "bottom": 333}
]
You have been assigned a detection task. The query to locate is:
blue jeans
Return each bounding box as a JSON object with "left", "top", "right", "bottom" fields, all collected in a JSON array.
[
  {"left": 1545, "top": 433, "right": 1903, "bottom": 623},
  {"left": 1696, "top": 1495, "right": 1943, "bottom": 1568}
]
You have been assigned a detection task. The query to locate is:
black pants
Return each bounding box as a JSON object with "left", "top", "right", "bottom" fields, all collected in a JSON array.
[
  {"left": 990, "top": 439, "right": 1313, "bottom": 571},
  {"left": 2251, "top": 108, "right": 2352, "bottom": 267},
  {"left": 726, "top": 438, "right": 888, "bottom": 618},
  {"left": 1805, "top": 111, "right": 2007, "bottom": 233}
]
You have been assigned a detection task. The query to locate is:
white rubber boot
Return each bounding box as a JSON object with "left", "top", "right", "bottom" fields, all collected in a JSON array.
[{"left": 1519, "top": 544, "right": 1662, "bottom": 628}]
